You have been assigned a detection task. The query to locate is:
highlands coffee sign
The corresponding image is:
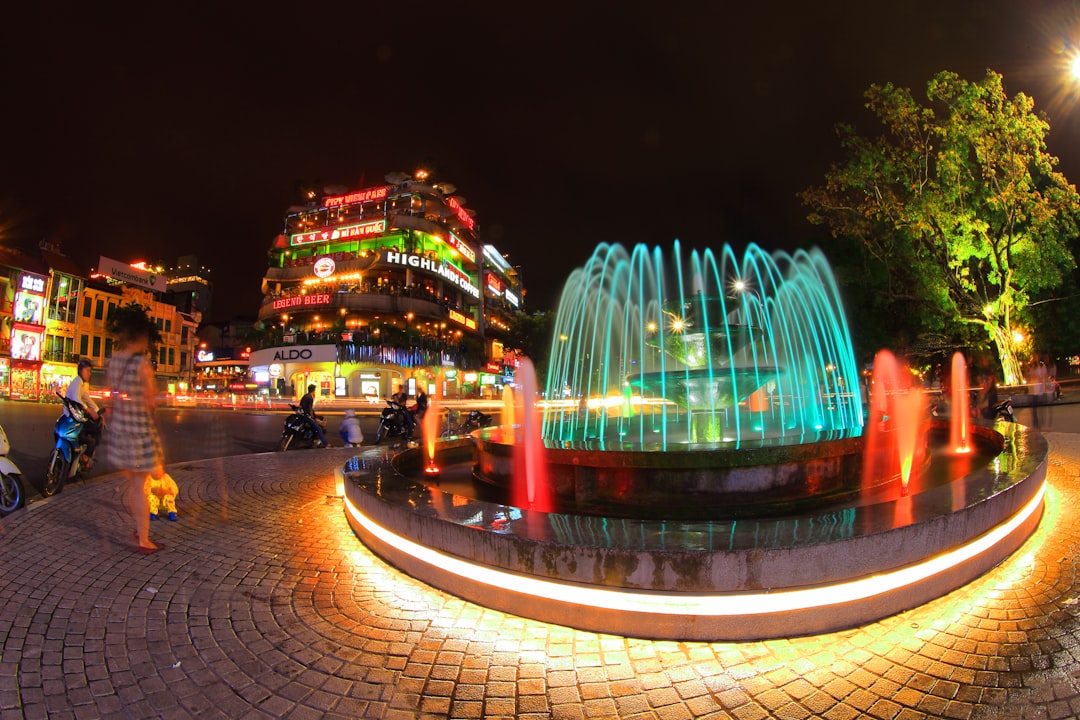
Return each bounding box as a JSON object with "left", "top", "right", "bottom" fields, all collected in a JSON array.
[{"left": 383, "top": 251, "right": 480, "bottom": 298}]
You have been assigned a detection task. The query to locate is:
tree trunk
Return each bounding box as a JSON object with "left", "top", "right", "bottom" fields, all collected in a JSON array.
[{"left": 989, "top": 323, "right": 1024, "bottom": 386}]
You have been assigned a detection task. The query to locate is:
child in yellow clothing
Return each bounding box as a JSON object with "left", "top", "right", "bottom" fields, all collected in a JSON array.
[{"left": 145, "top": 472, "right": 179, "bottom": 521}]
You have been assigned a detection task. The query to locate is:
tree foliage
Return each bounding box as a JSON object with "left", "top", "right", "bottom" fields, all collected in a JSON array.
[
  {"left": 504, "top": 311, "right": 554, "bottom": 383},
  {"left": 802, "top": 69, "right": 1080, "bottom": 383}
]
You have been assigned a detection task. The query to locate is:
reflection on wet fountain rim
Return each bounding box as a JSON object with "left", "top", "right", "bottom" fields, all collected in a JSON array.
[
  {"left": 349, "top": 423, "right": 1041, "bottom": 587},
  {"left": 363, "top": 421, "right": 1042, "bottom": 554}
]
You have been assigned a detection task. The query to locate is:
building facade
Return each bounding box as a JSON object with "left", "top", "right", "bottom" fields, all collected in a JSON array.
[
  {"left": 250, "top": 171, "right": 525, "bottom": 401},
  {"left": 0, "top": 248, "right": 202, "bottom": 400}
]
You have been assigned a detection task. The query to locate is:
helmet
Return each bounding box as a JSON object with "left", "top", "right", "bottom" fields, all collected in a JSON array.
[{"left": 77, "top": 359, "right": 93, "bottom": 372}]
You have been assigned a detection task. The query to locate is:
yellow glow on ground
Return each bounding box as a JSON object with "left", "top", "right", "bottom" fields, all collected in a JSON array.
[{"left": 345, "top": 481, "right": 1044, "bottom": 617}]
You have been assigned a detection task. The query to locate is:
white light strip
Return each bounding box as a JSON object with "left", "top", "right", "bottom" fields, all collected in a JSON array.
[{"left": 344, "top": 481, "right": 1045, "bottom": 617}]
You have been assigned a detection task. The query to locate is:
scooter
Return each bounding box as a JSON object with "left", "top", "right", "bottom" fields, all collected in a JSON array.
[
  {"left": 277, "top": 404, "right": 328, "bottom": 451},
  {"left": 0, "top": 422, "right": 25, "bottom": 516},
  {"left": 43, "top": 393, "right": 101, "bottom": 497},
  {"left": 373, "top": 400, "right": 413, "bottom": 444},
  {"left": 984, "top": 398, "right": 1015, "bottom": 422},
  {"left": 440, "top": 409, "right": 494, "bottom": 437}
]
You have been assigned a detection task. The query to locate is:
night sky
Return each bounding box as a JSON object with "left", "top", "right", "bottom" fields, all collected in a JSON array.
[{"left": 3, "top": 1, "right": 1079, "bottom": 321}]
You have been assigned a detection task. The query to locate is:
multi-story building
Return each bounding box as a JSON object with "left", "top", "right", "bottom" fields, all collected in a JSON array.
[
  {"left": 0, "top": 247, "right": 51, "bottom": 400},
  {"left": 84, "top": 259, "right": 202, "bottom": 393},
  {"left": 164, "top": 254, "right": 213, "bottom": 317},
  {"left": 250, "top": 170, "right": 525, "bottom": 401},
  {"left": 0, "top": 249, "right": 203, "bottom": 400}
]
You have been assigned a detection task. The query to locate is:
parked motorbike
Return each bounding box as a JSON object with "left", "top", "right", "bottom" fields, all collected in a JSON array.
[
  {"left": 984, "top": 398, "right": 1015, "bottom": 422},
  {"left": 373, "top": 400, "right": 413, "bottom": 444},
  {"left": 440, "top": 409, "right": 494, "bottom": 437},
  {"left": 43, "top": 393, "right": 102, "bottom": 497},
  {"left": 0, "top": 422, "right": 25, "bottom": 516},
  {"left": 277, "top": 404, "right": 328, "bottom": 451}
]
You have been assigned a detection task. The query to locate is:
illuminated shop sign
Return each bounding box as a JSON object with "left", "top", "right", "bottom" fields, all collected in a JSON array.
[
  {"left": 20, "top": 273, "right": 46, "bottom": 294},
  {"left": 485, "top": 273, "right": 503, "bottom": 296},
  {"left": 447, "top": 308, "right": 477, "bottom": 330},
  {"left": 383, "top": 251, "right": 480, "bottom": 298},
  {"left": 447, "top": 232, "right": 476, "bottom": 263},
  {"left": 11, "top": 323, "right": 43, "bottom": 361},
  {"left": 14, "top": 292, "right": 44, "bottom": 324},
  {"left": 271, "top": 293, "right": 332, "bottom": 310},
  {"left": 196, "top": 350, "right": 215, "bottom": 362},
  {"left": 322, "top": 185, "right": 390, "bottom": 208},
  {"left": 446, "top": 196, "right": 475, "bottom": 232},
  {"left": 504, "top": 290, "right": 519, "bottom": 307},
  {"left": 313, "top": 257, "right": 336, "bottom": 278},
  {"left": 291, "top": 218, "right": 386, "bottom": 245}
]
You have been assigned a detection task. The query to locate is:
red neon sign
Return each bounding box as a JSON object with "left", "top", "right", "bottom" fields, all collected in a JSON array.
[
  {"left": 323, "top": 185, "right": 390, "bottom": 208},
  {"left": 447, "top": 196, "right": 475, "bottom": 232},
  {"left": 447, "top": 232, "right": 476, "bottom": 263},
  {"left": 292, "top": 219, "right": 386, "bottom": 245},
  {"left": 271, "top": 293, "right": 332, "bottom": 310},
  {"left": 485, "top": 272, "right": 503, "bottom": 295}
]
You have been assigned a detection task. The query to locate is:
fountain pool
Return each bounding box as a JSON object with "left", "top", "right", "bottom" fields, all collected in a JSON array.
[{"left": 341, "top": 242, "right": 1047, "bottom": 640}]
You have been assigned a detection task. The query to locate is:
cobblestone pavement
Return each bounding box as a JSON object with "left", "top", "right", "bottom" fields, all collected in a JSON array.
[{"left": 3, "top": 434, "right": 1080, "bottom": 720}]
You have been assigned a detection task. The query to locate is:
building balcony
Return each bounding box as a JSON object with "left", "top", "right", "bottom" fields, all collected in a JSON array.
[{"left": 257, "top": 289, "right": 455, "bottom": 324}]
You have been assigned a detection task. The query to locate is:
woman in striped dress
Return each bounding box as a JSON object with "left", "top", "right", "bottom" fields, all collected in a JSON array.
[{"left": 106, "top": 304, "right": 164, "bottom": 554}]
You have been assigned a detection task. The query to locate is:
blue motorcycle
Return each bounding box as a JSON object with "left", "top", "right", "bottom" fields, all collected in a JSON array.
[{"left": 42, "top": 393, "right": 103, "bottom": 497}]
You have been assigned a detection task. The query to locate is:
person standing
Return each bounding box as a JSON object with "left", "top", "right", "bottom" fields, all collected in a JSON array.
[
  {"left": 65, "top": 358, "right": 103, "bottom": 469},
  {"left": 106, "top": 304, "right": 165, "bottom": 554}
]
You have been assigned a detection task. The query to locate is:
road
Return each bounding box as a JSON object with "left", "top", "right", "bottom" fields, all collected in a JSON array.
[
  {"left": 0, "top": 400, "right": 498, "bottom": 500},
  {"left": 3, "top": 396, "right": 1075, "bottom": 502}
]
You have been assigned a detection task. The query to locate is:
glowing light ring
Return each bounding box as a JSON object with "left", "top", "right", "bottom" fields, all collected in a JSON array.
[{"left": 345, "top": 481, "right": 1044, "bottom": 617}]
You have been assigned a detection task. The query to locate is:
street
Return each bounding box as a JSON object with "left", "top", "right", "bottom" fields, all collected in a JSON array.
[{"left": 0, "top": 399, "right": 503, "bottom": 502}]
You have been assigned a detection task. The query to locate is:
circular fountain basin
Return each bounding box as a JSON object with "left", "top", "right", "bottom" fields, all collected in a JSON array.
[
  {"left": 342, "top": 421, "right": 1046, "bottom": 641},
  {"left": 474, "top": 428, "right": 873, "bottom": 519}
]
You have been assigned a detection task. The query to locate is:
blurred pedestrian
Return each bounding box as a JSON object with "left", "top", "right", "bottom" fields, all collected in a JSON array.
[{"left": 106, "top": 303, "right": 165, "bottom": 554}]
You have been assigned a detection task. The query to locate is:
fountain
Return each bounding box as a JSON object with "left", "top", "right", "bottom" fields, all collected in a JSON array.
[{"left": 342, "top": 242, "right": 1047, "bottom": 641}]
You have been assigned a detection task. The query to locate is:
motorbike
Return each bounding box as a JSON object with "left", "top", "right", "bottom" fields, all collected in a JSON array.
[
  {"left": 43, "top": 393, "right": 102, "bottom": 497},
  {"left": 441, "top": 409, "right": 494, "bottom": 437},
  {"left": 0, "top": 422, "right": 25, "bottom": 516},
  {"left": 373, "top": 400, "right": 413, "bottom": 444},
  {"left": 277, "top": 404, "right": 328, "bottom": 451},
  {"left": 984, "top": 397, "right": 1015, "bottom": 422}
]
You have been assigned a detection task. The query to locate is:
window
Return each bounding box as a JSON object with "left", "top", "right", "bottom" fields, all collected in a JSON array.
[
  {"left": 168, "top": 348, "right": 174, "bottom": 366},
  {"left": 181, "top": 327, "right": 189, "bottom": 343},
  {"left": 92, "top": 336, "right": 101, "bottom": 358},
  {"left": 105, "top": 339, "right": 113, "bottom": 358},
  {"left": 83, "top": 297, "right": 92, "bottom": 317},
  {"left": 180, "top": 351, "right": 187, "bottom": 368},
  {"left": 158, "top": 347, "right": 166, "bottom": 365},
  {"left": 80, "top": 335, "right": 88, "bottom": 355},
  {"left": 165, "top": 319, "right": 172, "bottom": 332},
  {"left": 94, "top": 299, "right": 104, "bottom": 320}
]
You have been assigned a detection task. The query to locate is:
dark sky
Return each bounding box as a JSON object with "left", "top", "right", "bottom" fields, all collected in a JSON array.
[{"left": 3, "top": 1, "right": 1080, "bottom": 321}]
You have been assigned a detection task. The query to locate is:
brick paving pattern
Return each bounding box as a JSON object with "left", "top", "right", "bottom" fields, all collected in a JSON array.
[{"left": 2, "top": 435, "right": 1080, "bottom": 719}]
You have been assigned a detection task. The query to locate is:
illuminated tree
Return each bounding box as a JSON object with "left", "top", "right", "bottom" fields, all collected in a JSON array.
[{"left": 802, "top": 70, "right": 1080, "bottom": 384}]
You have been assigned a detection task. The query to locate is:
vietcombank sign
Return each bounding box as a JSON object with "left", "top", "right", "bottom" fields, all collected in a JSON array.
[{"left": 96, "top": 256, "right": 168, "bottom": 293}]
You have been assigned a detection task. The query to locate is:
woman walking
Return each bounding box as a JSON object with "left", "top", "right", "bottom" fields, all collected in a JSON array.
[{"left": 106, "top": 303, "right": 165, "bottom": 554}]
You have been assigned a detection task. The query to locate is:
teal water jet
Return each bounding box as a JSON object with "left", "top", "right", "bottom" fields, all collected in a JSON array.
[{"left": 544, "top": 241, "right": 863, "bottom": 449}]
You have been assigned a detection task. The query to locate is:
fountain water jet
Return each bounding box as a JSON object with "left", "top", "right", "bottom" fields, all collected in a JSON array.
[{"left": 950, "top": 353, "right": 972, "bottom": 454}]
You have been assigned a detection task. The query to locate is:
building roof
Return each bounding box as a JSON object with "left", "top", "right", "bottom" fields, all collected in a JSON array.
[
  {"left": 40, "top": 249, "right": 88, "bottom": 278},
  {"left": 0, "top": 246, "right": 50, "bottom": 276}
]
